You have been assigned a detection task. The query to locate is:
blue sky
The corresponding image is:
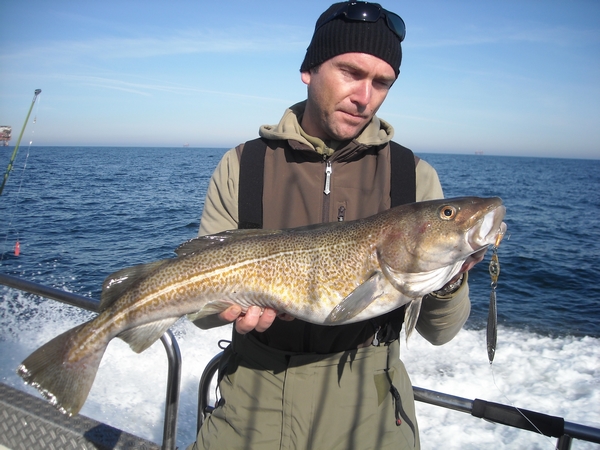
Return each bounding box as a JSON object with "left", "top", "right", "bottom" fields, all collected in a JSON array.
[{"left": 1, "top": 0, "right": 599, "bottom": 159}]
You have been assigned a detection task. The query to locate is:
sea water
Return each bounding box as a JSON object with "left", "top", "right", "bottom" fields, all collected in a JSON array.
[{"left": 1, "top": 147, "right": 599, "bottom": 449}]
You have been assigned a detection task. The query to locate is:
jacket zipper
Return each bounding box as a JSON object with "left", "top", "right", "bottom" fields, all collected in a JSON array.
[
  {"left": 324, "top": 160, "right": 332, "bottom": 195},
  {"left": 322, "top": 158, "right": 332, "bottom": 223}
]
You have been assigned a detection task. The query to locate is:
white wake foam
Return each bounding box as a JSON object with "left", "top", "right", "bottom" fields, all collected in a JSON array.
[{"left": 1, "top": 292, "right": 598, "bottom": 449}]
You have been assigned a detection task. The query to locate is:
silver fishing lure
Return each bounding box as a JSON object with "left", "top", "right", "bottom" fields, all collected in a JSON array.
[{"left": 487, "top": 232, "right": 503, "bottom": 363}]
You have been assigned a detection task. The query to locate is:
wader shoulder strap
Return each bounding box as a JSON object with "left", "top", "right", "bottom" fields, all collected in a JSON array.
[
  {"left": 374, "top": 141, "right": 416, "bottom": 343},
  {"left": 238, "top": 140, "right": 417, "bottom": 229},
  {"left": 389, "top": 141, "right": 416, "bottom": 207},
  {"left": 238, "top": 138, "right": 267, "bottom": 229}
]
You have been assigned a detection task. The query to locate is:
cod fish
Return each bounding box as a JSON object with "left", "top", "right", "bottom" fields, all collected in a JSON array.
[{"left": 18, "top": 196, "right": 506, "bottom": 416}]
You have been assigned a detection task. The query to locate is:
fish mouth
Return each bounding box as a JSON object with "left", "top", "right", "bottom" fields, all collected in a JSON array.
[{"left": 467, "top": 205, "right": 507, "bottom": 251}]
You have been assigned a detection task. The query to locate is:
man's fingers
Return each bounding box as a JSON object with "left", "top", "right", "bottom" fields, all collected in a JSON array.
[
  {"left": 235, "top": 306, "right": 278, "bottom": 334},
  {"left": 216, "top": 305, "right": 285, "bottom": 334},
  {"left": 218, "top": 304, "right": 243, "bottom": 323},
  {"left": 254, "top": 308, "right": 278, "bottom": 333}
]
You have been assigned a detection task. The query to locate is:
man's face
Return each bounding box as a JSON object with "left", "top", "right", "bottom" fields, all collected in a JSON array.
[{"left": 300, "top": 52, "right": 396, "bottom": 142}]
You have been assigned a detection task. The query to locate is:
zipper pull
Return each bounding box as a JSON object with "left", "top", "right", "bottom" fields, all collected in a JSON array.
[{"left": 324, "top": 161, "right": 332, "bottom": 195}]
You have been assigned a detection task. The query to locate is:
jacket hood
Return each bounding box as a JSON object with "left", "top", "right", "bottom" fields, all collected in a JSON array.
[{"left": 259, "top": 101, "right": 395, "bottom": 157}]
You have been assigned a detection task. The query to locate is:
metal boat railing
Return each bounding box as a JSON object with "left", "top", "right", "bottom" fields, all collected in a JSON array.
[
  {"left": 2, "top": 272, "right": 600, "bottom": 450},
  {"left": 197, "top": 355, "right": 600, "bottom": 449},
  {"left": 0, "top": 273, "right": 181, "bottom": 450},
  {"left": 412, "top": 387, "right": 600, "bottom": 449}
]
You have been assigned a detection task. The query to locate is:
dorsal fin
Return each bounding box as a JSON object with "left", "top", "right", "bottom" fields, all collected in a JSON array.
[
  {"left": 100, "top": 260, "right": 171, "bottom": 310},
  {"left": 175, "top": 229, "right": 284, "bottom": 256}
]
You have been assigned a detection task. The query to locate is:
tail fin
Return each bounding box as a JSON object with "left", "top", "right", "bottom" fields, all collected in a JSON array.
[{"left": 17, "top": 323, "right": 107, "bottom": 416}]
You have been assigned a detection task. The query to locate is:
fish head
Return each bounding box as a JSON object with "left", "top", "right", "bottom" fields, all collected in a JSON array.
[{"left": 377, "top": 197, "right": 507, "bottom": 295}]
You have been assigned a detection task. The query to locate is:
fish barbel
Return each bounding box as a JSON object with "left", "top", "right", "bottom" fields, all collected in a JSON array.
[{"left": 18, "top": 196, "right": 506, "bottom": 416}]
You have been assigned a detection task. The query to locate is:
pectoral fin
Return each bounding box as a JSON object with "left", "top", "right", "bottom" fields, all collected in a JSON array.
[
  {"left": 117, "top": 317, "right": 179, "bottom": 353},
  {"left": 324, "top": 272, "right": 389, "bottom": 324},
  {"left": 404, "top": 297, "right": 423, "bottom": 341}
]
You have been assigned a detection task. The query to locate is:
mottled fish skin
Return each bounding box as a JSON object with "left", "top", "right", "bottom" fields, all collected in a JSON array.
[{"left": 18, "top": 196, "right": 506, "bottom": 416}]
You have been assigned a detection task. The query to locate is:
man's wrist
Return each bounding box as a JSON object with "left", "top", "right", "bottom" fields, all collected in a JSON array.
[{"left": 432, "top": 273, "right": 465, "bottom": 297}]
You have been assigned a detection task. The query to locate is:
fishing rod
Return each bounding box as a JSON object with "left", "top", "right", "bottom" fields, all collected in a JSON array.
[{"left": 0, "top": 88, "right": 42, "bottom": 196}]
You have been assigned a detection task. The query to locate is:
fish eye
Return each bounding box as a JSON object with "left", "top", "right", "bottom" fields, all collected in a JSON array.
[{"left": 439, "top": 205, "right": 457, "bottom": 220}]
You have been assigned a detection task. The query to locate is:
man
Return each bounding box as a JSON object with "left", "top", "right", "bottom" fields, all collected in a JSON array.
[{"left": 189, "top": 2, "right": 481, "bottom": 449}]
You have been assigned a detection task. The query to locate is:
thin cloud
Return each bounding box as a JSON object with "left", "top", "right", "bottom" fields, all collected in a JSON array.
[
  {"left": 67, "top": 74, "right": 290, "bottom": 103},
  {"left": 81, "top": 82, "right": 153, "bottom": 97},
  {"left": 1, "top": 28, "right": 306, "bottom": 62}
]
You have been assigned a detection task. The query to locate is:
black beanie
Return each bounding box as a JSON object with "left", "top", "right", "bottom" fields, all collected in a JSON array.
[{"left": 300, "top": 2, "right": 403, "bottom": 77}]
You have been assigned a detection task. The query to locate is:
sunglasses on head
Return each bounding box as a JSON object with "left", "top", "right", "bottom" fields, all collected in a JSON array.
[{"left": 317, "top": 1, "right": 406, "bottom": 42}]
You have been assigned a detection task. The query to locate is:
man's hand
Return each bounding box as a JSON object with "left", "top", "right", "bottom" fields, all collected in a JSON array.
[
  {"left": 194, "top": 304, "right": 295, "bottom": 332},
  {"left": 219, "top": 305, "right": 278, "bottom": 334}
]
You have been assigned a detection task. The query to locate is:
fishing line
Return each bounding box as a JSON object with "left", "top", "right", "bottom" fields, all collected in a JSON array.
[
  {"left": 0, "top": 89, "right": 41, "bottom": 196},
  {"left": 485, "top": 234, "right": 557, "bottom": 449},
  {"left": 0, "top": 90, "right": 42, "bottom": 262},
  {"left": 489, "top": 364, "right": 558, "bottom": 450}
]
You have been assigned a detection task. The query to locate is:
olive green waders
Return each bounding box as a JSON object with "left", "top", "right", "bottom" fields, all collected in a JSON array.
[{"left": 188, "top": 334, "right": 420, "bottom": 450}]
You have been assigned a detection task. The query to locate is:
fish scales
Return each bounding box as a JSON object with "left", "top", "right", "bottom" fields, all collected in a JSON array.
[
  {"left": 17, "top": 197, "right": 507, "bottom": 416},
  {"left": 155, "top": 225, "right": 376, "bottom": 317}
]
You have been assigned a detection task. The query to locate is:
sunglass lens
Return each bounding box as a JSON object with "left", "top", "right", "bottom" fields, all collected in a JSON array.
[
  {"left": 386, "top": 12, "right": 406, "bottom": 42},
  {"left": 345, "top": 3, "right": 381, "bottom": 22}
]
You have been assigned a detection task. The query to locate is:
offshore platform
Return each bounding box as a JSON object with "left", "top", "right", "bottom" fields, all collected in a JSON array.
[{"left": 0, "top": 126, "right": 11, "bottom": 146}]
